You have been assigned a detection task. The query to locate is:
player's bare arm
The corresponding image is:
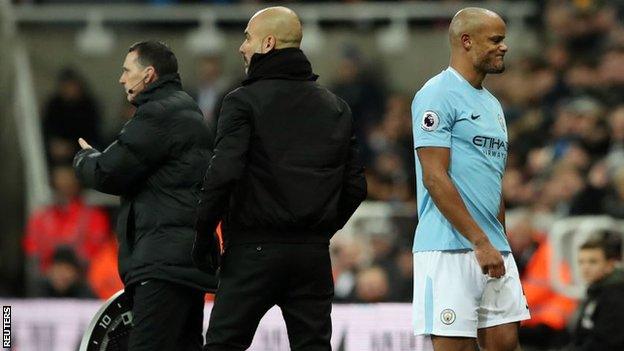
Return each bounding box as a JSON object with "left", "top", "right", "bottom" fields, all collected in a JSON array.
[
  {"left": 417, "top": 146, "right": 505, "bottom": 278},
  {"left": 497, "top": 197, "right": 506, "bottom": 233}
]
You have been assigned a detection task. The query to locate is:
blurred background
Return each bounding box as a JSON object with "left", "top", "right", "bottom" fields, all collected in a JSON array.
[{"left": 1, "top": 0, "right": 624, "bottom": 350}]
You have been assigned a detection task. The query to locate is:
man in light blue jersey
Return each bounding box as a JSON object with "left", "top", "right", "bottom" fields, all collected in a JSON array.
[{"left": 411, "top": 8, "right": 530, "bottom": 351}]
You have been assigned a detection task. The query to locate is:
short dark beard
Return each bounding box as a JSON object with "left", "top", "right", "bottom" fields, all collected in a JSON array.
[
  {"left": 487, "top": 63, "right": 505, "bottom": 74},
  {"left": 478, "top": 56, "right": 505, "bottom": 74}
]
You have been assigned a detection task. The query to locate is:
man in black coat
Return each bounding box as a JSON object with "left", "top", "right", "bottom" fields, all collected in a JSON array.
[
  {"left": 193, "top": 6, "right": 367, "bottom": 351},
  {"left": 570, "top": 237, "right": 624, "bottom": 351},
  {"left": 74, "top": 41, "right": 216, "bottom": 351}
]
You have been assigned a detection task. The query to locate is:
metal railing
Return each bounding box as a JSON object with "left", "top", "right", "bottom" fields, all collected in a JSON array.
[{"left": 13, "top": 45, "right": 53, "bottom": 213}]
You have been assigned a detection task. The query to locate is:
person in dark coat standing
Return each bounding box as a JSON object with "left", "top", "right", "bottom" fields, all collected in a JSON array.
[
  {"left": 43, "top": 68, "right": 102, "bottom": 165},
  {"left": 74, "top": 41, "right": 216, "bottom": 351},
  {"left": 193, "top": 7, "right": 367, "bottom": 351},
  {"left": 570, "top": 237, "right": 624, "bottom": 351}
]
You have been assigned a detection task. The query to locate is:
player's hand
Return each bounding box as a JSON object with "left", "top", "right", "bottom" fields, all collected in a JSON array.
[
  {"left": 78, "top": 138, "right": 92, "bottom": 150},
  {"left": 474, "top": 239, "right": 505, "bottom": 278},
  {"left": 192, "top": 219, "right": 221, "bottom": 275}
]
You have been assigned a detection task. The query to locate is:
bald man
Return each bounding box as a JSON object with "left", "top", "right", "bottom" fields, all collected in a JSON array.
[
  {"left": 411, "top": 8, "right": 530, "bottom": 351},
  {"left": 194, "top": 6, "right": 366, "bottom": 351}
]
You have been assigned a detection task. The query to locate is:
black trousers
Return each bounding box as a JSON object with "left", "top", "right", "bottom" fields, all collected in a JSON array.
[
  {"left": 127, "top": 279, "right": 205, "bottom": 351},
  {"left": 204, "top": 243, "right": 334, "bottom": 351}
]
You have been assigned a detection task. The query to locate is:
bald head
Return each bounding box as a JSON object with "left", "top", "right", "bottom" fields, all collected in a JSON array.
[
  {"left": 447, "top": 7, "right": 508, "bottom": 80},
  {"left": 248, "top": 6, "right": 303, "bottom": 49},
  {"left": 239, "top": 6, "right": 305, "bottom": 72},
  {"left": 449, "top": 8, "right": 504, "bottom": 47}
]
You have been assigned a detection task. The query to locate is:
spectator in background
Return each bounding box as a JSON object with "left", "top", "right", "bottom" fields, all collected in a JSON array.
[
  {"left": 389, "top": 248, "right": 413, "bottom": 302},
  {"left": 545, "top": 0, "right": 616, "bottom": 60},
  {"left": 367, "top": 230, "right": 412, "bottom": 302},
  {"left": 370, "top": 232, "right": 396, "bottom": 270},
  {"left": 562, "top": 60, "right": 602, "bottom": 99},
  {"left": 547, "top": 97, "right": 608, "bottom": 163},
  {"left": 520, "top": 235, "right": 577, "bottom": 349},
  {"left": 352, "top": 266, "right": 390, "bottom": 303},
  {"left": 332, "top": 227, "right": 413, "bottom": 303},
  {"left": 506, "top": 210, "right": 542, "bottom": 276},
  {"left": 331, "top": 45, "right": 386, "bottom": 165},
  {"left": 23, "top": 164, "right": 110, "bottom": 275},
  {"left": 532, "top": 163, "right": 585, "bottom": 216},
  {"left": 331, "top": 238, "right": 364, "bottom": 302},
  {"left": 367, "top": 94, "right": 413, "bottom": 167},
  {"left": 366, "top": 152, "right": 411, "bottom": 202},
  {"left": 561, "top": 97, "right": 609, "bottom": 159},
  {"left": 606, "top": 105, "right": 624, "bottom": 170},
  {"left": 191, "top": 55, "right": 232, "bottom": 128},
  {"left": 34, "top": 246, "right": 95, "bottom": 299},
  {"left": 603, "top": 166, "right": 624, "bottom": 218},
  {"left": 42, "top": 68, "right": 102, "bottom": 165},
  {"left": 502, "top": 166, "right": 537, "bottom": 210},
  {"left": 569, "top": 160, "right": 609, "bottom": 215},
  {"left": 87, "top": 232, "right": 123, "bottom": 300},
  {"left": 366, "top": 93, "right": 415, "bottom": 203},
  {"left": 598, "top": 46, "right": 624, "bottom": 106},
  {"left": 569, "top": 236, "right": 624, "bottom": 351}
]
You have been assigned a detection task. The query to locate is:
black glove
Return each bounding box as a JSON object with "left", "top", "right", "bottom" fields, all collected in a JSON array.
[{"left": 192, "top": 219, "right": 221, "bottom": 275}]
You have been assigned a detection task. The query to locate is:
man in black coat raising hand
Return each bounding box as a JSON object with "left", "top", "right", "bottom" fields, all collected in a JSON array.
[{"left": 74, "top": 41, "right": 216, "bottom": 351}]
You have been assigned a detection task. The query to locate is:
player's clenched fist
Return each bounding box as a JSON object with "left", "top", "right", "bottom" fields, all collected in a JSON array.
[{"left": 474, "top": 239, "right": 506, "bottom": 278}]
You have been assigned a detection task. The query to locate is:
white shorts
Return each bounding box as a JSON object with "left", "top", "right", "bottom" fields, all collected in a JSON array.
[{"left": 412, "top": 250, "right": 530, "bottom": 338}]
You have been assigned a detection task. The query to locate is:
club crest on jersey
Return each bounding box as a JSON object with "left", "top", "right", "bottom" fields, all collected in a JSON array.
[
  {"left": 440, "top": 309, "right": 456, "bottom": 325},
  {"left": 421, "top": 111, "right": 440, "bottom": 131}
]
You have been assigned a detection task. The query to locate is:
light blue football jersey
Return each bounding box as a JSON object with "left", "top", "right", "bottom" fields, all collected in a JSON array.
[{"left": 412, "top": 67, "right": 511, "bottom": 252}]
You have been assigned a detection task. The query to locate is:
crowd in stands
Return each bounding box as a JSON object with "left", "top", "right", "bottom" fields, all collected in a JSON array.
[
  {"left": 15, "top": 0, "right": 624, "bottom": 350},
  {"left": 489, "top": 1, "right": 624, "bottom": 349}
]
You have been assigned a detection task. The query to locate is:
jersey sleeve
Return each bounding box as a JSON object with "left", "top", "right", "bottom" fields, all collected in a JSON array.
[{"left": 412, "top": 84, "right": 455, "bottom": 149}]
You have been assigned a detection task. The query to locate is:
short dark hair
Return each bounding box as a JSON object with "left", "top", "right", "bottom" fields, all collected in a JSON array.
[
  {"left": 128, "top": 41, "right": 178, "bottom": 76},
  {"left": 52, "top": 246, "right": 82, "bottom": 269},
  {"left": 580, "top": 235, "right": 620, "bottom": 261}
]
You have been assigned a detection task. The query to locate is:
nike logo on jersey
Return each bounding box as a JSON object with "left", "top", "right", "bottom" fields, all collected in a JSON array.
[{"left": 470, "top": 114, "right": 481, "bottom": 120}]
